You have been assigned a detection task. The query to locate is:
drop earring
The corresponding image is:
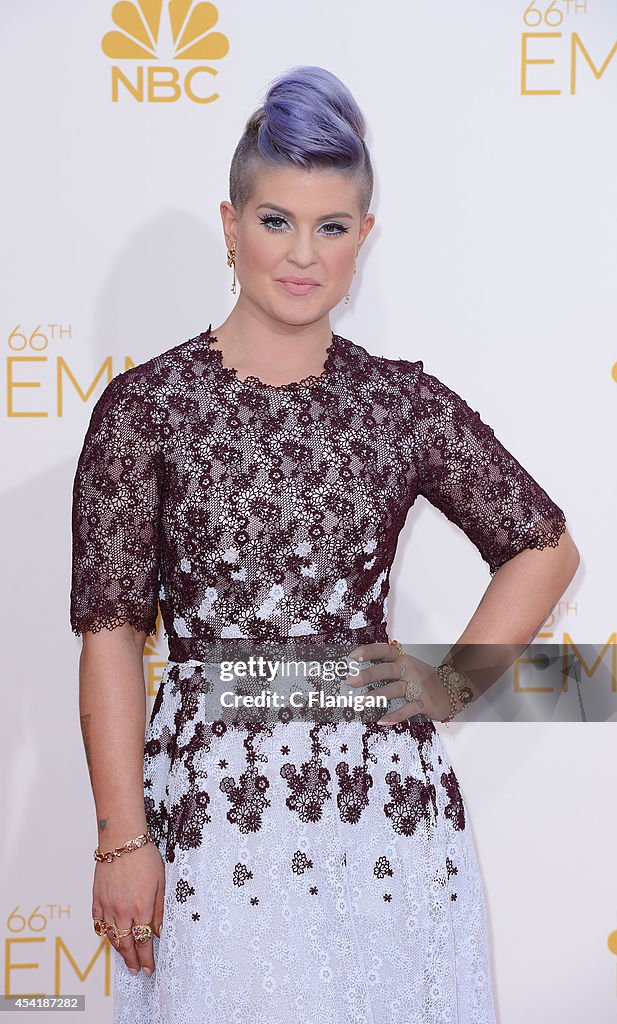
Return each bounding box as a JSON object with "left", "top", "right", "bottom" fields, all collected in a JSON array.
[
  {"left": 344, "top": 263, "right": 357, "bottom": 305},
  {"left": 226, "top": 241, "right": 237, "bottom": 294}
]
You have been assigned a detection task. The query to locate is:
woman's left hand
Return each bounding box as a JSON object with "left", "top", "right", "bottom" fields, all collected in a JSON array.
[{"left": 345, "top": 642, "right": 453, "bottom": 725}]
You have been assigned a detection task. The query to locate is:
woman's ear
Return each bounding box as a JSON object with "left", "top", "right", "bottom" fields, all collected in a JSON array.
[
  {"left": 220, "top": 200, "right": 239, "bottom": 249},
  {"left": 358, "top": 211, "right": 376, "bottom": 250}
]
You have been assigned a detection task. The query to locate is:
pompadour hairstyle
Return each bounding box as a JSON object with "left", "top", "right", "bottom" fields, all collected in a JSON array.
[{"left": 229, "top": 65, "right": 374, "bottom": 218}]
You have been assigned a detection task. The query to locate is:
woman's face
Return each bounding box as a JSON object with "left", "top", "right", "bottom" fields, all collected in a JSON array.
[{"left": 220, "top": 164, "right": 375, "bottom": 326}]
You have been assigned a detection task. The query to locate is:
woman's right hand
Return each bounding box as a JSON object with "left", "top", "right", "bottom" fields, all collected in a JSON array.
[{"left": 92, "top": 842, "right": 166, "bottom": 975}]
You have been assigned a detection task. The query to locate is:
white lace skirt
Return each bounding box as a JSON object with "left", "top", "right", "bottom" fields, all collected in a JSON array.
[{"left": 113, "top": 659, "right": 498, "bottom": 1024}]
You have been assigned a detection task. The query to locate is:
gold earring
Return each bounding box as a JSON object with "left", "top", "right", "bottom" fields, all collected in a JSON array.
[
  {"left": 344, "top": 263, "right": 357, "bottom": 305},
  {"left": 226, "top": 242, "right": 237, "bottom": 294}
]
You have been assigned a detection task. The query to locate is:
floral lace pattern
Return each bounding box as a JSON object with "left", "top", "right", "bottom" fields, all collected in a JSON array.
[
  {"left": 70, "top": 324, "right": 567, "bottom": 658},
  {"left": 112, "top": 659, "right": 498, "bottom": 1024}
]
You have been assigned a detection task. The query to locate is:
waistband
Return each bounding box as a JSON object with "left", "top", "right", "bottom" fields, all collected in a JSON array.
[{"left": 166, "top": 626, "right": 389, "bottom": 666}]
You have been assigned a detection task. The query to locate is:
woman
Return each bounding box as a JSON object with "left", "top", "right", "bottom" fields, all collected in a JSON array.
[{"left": 70, "top": 66, "right": 579, "bottom": 1023}]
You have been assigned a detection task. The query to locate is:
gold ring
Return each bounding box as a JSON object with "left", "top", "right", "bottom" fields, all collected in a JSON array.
[
  {"left": 404, "top": 679, "right": 423, "bottom": 702},
  {"left": 389, "top": 639, "right": 404, "bottom": 659},
  {"left": 110, "top": 923, "right": 134, "bottom": 944},
  {"left": 132, "top": 923, "right": 153, "bottom": 944}
]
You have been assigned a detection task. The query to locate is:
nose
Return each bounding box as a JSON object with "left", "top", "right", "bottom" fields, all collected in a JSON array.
[{"left": 287, "top": 228, "right": 318, "bottom": 268}]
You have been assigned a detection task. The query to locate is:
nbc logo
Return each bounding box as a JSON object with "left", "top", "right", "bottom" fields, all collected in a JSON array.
[{"left": 102, "top": 0, "right": 230, "bottom": 103}]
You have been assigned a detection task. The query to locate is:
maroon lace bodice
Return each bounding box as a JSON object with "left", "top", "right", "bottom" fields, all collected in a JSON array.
[{"left": 69, "top": 326, "right": 567, "bottom": 660}]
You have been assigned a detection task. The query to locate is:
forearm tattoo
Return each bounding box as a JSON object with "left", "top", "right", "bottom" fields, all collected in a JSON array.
[{"left": 80, "top": 713, "right": 93, "bottom": 783}]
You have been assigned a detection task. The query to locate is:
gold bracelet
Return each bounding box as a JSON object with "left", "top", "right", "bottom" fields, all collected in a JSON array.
[
  {"left": 435, "top": 667, "right": 459, "bottom": 725},
  {"left": 434, "top": 663, "right": 475, "bottom": 726},
  {"left": 94, "top": 830, "right": 154, "bottom": 863}
]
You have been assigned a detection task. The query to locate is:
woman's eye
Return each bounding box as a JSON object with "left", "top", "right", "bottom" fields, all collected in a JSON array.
[
  {"left": 259, "top": 215, "right": 288, "bottom": 232},
  {"left": 320, "top": 222, "right": 349, "bottom": 236}
]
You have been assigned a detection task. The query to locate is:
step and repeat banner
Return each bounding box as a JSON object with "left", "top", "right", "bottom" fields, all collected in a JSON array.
[{"left": 2, "top": 2, "right": 616, "bottom": 1021}]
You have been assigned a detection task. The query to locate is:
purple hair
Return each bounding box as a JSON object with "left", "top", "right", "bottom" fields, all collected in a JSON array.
[{"left": 229, "top": 65, "right": 374, "bottom": 217}]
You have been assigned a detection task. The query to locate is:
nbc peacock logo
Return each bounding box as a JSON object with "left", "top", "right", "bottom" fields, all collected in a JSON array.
[{"left": 102, "top": 0, "right": 230, "bottom": 104}]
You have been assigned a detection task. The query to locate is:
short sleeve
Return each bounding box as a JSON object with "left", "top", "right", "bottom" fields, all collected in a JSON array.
[
  {"left": 70, "top": 371, "right": 163, "bottom": 637},
  {"left": 411, "top": 363, "right": 568, "bottom": 577}
]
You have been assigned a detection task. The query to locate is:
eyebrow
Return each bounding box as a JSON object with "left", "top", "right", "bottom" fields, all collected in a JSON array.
[{"left": 256, "top": 202, "right": 354, "bottom": 220}]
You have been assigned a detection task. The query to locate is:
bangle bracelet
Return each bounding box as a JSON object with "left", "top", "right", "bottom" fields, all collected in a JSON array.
[
  {"left": 434, "top": 663, "right": 475, "bottom": 727},
  {"left": 94, "top": 830, "right": 154, "bottom": 863}
]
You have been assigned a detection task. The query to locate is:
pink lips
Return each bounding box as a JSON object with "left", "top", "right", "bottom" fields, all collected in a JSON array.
[{"left": 277, "top": 277, "right": 320, "bottom": 296}]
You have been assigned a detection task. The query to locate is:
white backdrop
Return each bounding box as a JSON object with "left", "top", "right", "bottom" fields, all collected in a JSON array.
[{"left": 2, "top": 1, "right": 616, "bottom": 1020}]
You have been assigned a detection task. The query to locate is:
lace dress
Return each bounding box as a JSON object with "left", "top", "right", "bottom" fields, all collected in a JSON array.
[{"left": 70, "top": 325, "right": 567, "bottom": 1024}]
